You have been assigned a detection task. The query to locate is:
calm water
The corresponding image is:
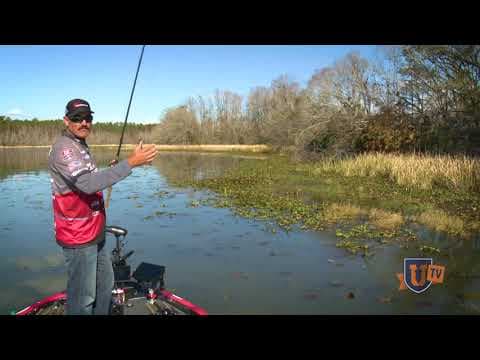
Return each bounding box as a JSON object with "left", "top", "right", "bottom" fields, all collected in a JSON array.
[{"left": 1, "top": 148, "right": 480, "bottom": 315}]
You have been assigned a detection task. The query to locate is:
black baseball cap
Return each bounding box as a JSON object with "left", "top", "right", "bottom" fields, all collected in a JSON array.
[{"left": 65, "top": 99, "right": 95, "bottom": 118}]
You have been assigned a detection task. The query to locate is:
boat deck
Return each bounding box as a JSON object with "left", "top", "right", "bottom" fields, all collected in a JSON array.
[{"left": 31, "top": 297, "right": 189, "bottom": 315}]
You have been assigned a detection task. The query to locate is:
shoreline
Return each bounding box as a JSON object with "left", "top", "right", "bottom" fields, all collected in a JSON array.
[{"left": 0, "top": 144, "right": 271, "bottom": 152}]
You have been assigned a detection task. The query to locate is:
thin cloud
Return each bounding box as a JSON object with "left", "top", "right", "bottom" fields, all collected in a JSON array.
[
  {"left": 6, "top": 108, "right": 24, "bottom": 116},
  {"left": 4, "top": 108, "right": 33, "bottom": 119}
]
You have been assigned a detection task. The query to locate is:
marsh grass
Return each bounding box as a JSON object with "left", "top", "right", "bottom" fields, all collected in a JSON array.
[
  {"left": 314, "top": 152, "right": 480, "bottom": 193},
  {"left": 416, "top": 209, "right": 466, "bottom": 237},
  {"left": 368, "top": 208, "right": 404, "bottom": 230},
  {"left": 174, "top": 153, "right": 479, "bottom": 248},
  {"left": 323, "top": 203, "right": 366, "bottom": 223}
]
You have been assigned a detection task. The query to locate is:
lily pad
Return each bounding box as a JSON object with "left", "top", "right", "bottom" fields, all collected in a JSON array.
[{"left": 188, "top": 200, "right": 201, "bottom": 208}]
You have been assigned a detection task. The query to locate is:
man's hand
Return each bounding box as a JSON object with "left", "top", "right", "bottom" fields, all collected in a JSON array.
[
  {"left": 109, "top": 159, "right": 119, "bottom": 167},
  {"left": 127, "top": 141, "right": 158, "bottom": 168}
]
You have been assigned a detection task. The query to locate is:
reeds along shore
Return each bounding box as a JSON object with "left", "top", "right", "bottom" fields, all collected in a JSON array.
[
  {"left": 0, "top": 144, "right": 271, "bottom": 153},
  {"left": 314, "top": 152, "right": 480, "bottom": 193}
]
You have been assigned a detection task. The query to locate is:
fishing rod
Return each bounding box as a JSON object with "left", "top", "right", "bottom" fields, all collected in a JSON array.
[{"left": 105, "top": 45, "right": 146, "bottom": 209}]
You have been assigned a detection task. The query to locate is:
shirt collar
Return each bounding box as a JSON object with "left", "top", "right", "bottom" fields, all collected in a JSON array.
[{"left": 62, "top": 128, "right": 88, "bottom": 147}]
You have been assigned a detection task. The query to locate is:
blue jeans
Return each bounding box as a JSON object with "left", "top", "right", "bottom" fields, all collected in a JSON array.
[{"left": 63, "top": 236, "right": 114, "bottom": 315}]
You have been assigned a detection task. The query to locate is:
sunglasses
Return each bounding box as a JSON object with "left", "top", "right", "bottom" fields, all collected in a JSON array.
[{"left": 69, "top": 114, "right": 93, "bottom": 123}]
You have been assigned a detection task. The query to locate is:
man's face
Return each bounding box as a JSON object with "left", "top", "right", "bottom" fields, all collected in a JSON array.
[{"left": 63, "top": 112, "right": 93, "bottom": 139}]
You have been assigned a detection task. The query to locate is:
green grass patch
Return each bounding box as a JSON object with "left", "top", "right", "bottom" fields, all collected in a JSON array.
[{"left": 171, "top": 154, "right": 480, "bottom": 255}]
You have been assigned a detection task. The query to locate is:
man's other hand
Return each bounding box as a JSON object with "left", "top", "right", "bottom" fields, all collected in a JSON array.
[{"left": 127, "top": 143, "right": 158, "bottom": 168}]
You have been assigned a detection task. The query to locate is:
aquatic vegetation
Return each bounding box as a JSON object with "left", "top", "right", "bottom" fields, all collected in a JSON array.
[
  {"left": 323, "top": 203, "right": 366, "bottom": 223},
  {"left": 368, "top": 208, "right": 404, "bottom": 230},
  {"left": 171, "top": 154, "right": 479, "bottom": 256},
  {"left": 314, "top": 152, "right": 480, "bottom": 193},
  {"left": 335, "top": 224, "right": 398, "bottom": 241},
  {"left": 336, "top": 240, "right": 370, "bottom": 255},
  {"left": 419, "top": 245, "right": 441, "bottom": 254},
  {"left": 188, "top": 200, "right": 200, "bottom": 208},
  {"left": 336, "top": 224, "right": 368, "bottom": 239},
  {"left": 154, "top": 191, "right": 170, "bottom": 198},
  {"left": 416, "top": 209, "right": 465, "bottom": 236},
  {"left": 144, "top": 210, "right": 176, "bottom": 221}
]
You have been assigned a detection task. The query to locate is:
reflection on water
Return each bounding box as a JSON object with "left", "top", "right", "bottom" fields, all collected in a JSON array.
[
  {"left": 1, "top": 148, "right": 480, "bottom": 315},
  {"left": 0, "top": 148, "right": 50, "bottom": 179},
  {"left": 152, "top": 151, "right": 264, "bottom": 183},
  {"left": 0, "top": 147, "right": 120, "bottom": 180}
]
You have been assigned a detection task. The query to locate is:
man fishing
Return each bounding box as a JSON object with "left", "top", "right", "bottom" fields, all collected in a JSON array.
[{"left": 48, "top": 98, "right": 158, "bottom": 315}]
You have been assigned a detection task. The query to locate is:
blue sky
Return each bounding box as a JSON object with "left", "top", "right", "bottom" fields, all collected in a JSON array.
[{"left": 0, "top": 45, "right": 378, "bottom": 124}]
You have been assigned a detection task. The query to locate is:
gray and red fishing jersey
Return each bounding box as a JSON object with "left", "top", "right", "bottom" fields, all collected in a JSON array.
[{"left": 48, "top": 129, "right": 132, "bottom": 248}]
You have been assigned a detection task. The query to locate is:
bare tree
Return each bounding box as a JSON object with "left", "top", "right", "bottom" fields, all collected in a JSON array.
[
  {"left": 247, "top": 86, "right": 273, "bottom": 143},
  {"left": 372, "top": 45, "right": 404, "bottom": 111},
  {"left": 148, "top": 45, "right": 479, "bottom": 156},
  {"left": 153, "top": 105, "right": 200, "bottom": 144},
  {"left": 399, "top": 45, "right": 480, "bottom": 120},
  {"left": 261, "top": 75, "right": 305, "bottom": 147},
  {"left": 213, "top": 90, "right": 244, "bottom": 144}
]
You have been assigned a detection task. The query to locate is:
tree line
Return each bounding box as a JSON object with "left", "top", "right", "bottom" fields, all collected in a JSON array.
[
  {"left": 0, "top": 117, "right": 156, "bottom": 146},
  {"left": 153, "top": 45, "right": 480, "bottom": 157},
  {"left": 2, "top": 46, "right": 479, "bottom": 157}
]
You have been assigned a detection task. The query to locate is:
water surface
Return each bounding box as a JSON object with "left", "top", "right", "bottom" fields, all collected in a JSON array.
[{"left": 1, "top": 148, "right": 479, "bottom": 314}]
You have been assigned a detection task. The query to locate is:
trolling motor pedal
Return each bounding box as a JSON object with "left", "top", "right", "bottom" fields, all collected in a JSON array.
[
  {"left": 106, "top": 226, "right": 128, "bottom": 237},
  {"left": 107, "top": 225, "right": 132, "bottom": 282}
]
